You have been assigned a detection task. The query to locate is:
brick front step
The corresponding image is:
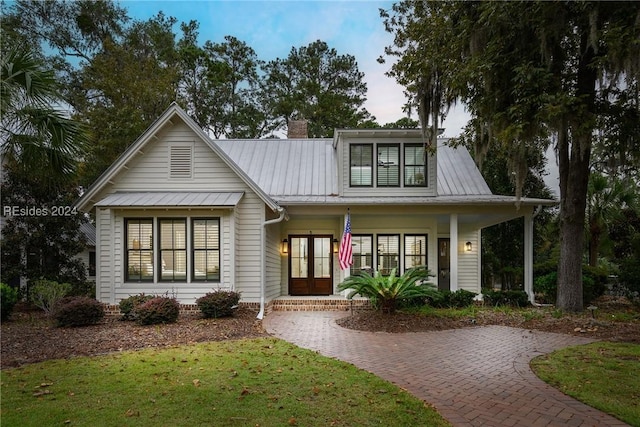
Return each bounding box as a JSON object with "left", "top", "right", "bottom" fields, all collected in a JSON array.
[{"left": 270, "top": 297, "right": 371, "bottom": 312}]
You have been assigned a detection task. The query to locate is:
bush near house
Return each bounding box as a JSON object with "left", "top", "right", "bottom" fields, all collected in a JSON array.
[
  {"left": 483, "top": 289, "right": 530, "bottom": 307},
  {"left": 196, "top": 290, "right": 241, "bottom": 318},
  {"left": 618, "top": 258, "right": 640, "bottom": 303},
  {"left": 430, "top": 289, "right": 477, "bottom": 308},
  {"left": 118, "top": 293, "right": 155, "bottom": 320},
  {"left": 338, "top": 267, "right": 437, "bottom": 314},
  {"left": 54, "top": 296, "right": 105, "bottom": 327},
  {"left": 1, "top": 283, "right": 19, "bottom": 321},
  {"left": 29, "top": 280, "right": 72, "bottom": 316},
  {"left": 133, "top": 296, "right": 180, "bottom": 325}
]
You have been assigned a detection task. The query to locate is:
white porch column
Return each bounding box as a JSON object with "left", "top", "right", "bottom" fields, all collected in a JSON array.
[
  {"left": 450, "top": 213, "right": 459, "bottom": 291},
  {"left": 524, "top": 212, "right": 534, "bottom": 303}
]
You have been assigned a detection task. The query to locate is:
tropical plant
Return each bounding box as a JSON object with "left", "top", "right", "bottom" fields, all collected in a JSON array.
[
  {"left": 0, "top": 49, "right": 88, "bottom": 182},
  {"left": 338, "top": 267, "right": 437, "bottom": 314}
]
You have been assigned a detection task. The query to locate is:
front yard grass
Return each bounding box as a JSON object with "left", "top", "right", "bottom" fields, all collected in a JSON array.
[
  {"left": 531, "top": 342, "right": 640, "bottom": 427},
  {"left": 0, "top": 337, "right": 449, "bottom": 427}
]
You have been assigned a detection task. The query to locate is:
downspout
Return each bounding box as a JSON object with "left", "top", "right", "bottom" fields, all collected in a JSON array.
[{"left": 257, "top": 207, "right": 287, "bottom": 320}]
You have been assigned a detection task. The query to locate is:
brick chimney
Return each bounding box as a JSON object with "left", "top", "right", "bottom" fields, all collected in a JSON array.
[{"left": 287, "top": 119, "right": 308, "bottom": 139}]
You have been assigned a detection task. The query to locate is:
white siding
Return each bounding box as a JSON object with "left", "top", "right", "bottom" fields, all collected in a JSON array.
[
  {"left": 457, "top": 230, "right": 481, "bottom": 295},
  {"left": 91, "top": 119, "right": 267, "bottom": 304}
]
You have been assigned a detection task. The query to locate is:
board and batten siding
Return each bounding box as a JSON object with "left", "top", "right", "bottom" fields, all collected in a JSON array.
[{"left": 91, "top": 118, "right": 267, "bottom": 304}]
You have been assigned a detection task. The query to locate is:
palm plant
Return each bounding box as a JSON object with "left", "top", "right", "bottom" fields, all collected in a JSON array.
[
  {"left": 338, "top": 266, "right": 437, "bottom": 314},
  {"left": 1, "top": 49, "right": 87, "bottom": 182}
]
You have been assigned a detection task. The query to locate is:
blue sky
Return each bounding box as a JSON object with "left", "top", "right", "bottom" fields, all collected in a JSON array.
[{"left": 120, "top": 0, "right": 469, "bottom": 136}]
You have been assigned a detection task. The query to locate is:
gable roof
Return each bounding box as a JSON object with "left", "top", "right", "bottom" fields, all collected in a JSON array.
[{"left": 75, "top": 103, "right": 281, "bottom": 213}]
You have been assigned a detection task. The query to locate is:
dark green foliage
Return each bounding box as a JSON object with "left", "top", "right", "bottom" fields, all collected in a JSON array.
[
  {"left": 1, "top": 283, "right": 19, "bottom": 321},
  {"left": 483, "top": 290, "right": 530, "bottom": 307},
  {"left": 196, "top": 289, "right": 240, "bottom": 318},
  {"left": 534, "top": 268, "right": 607, "bottom": 305},
  {"left": 133, "top": 296, "right": 179, "bottom": 325},
  {"left": 618, "top": 258, "right": 640, "bottom": 303},
  {"left": 431, "top": 289, "right": 477, "bottom": 308},
  {"left": 54, "top": 296, "right": 104, "bottom": 327},
  {"left": 338, "top": 267, "right": 437, "bottom": 314},
  {"left": 119, "top": 293, "right": 154, "bottom": 320},
  {"left": 534, "top": 272, "right": 558, "bottom": 304}
]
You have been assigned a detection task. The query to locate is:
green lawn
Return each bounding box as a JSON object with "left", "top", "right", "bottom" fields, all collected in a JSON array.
[
  {"left": 531, "top": 342, "right": 640, "bottom": 427},
  {"left": 0, "top": 337, "right": 449, "bottom": 427}
]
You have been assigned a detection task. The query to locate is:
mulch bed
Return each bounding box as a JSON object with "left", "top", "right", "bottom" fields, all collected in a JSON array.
[{"left": 2, "top": 296, "right": 638, "bottom": 369}]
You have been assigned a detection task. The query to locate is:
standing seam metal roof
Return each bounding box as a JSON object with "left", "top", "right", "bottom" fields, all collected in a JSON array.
[{"left": 215, "top": 138, "right": 491, "bottom": 199}]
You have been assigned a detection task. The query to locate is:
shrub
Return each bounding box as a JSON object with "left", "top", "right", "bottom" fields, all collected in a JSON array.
[
  {"left": 119, "top": 293, "right": 155, "bottom": 320},
  {"left": 29, "top": 280, "right": 72, "bottom": 315},
  {"left": 618, "top": 258, "right": 640, "bottom": 303},
  {"left": 534, "top": 268, "right": 608, "bottom": 305},
  {"left": 1, "top": 283, "right": 19, "bottom": 321},
  {"left": 196, "top": 290, "right": 241, "bottom": 318},
  {"left": 483, "top": 290, "right": 530, "bottom": 307},
  {"left": 133, "top": 296, "right": 179, "bottom": 325},
  {"left": 54, "top": 297, "right": 105, "bottom": 327},
  {"left": 431, "top": 289, "right": 477, "bottom": 308},
  {"left": 338, "top": 267, "right": 437, "bottom": 314}
]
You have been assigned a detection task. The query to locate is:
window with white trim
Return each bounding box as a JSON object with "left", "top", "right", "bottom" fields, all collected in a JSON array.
[
  {"left": 350, "top": 234, "right": 373, "bottom": 275},
  {"left": 377, "top": 234, "right": 400, "bottom": 276}
]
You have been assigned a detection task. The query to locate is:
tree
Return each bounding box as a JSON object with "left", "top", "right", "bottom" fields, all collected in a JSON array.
[
  {"left": 1, "top": 49, "right": 88, "bottom": 183},
  {"left": 0, "top": 165, "right": 89, "bottom": 293},
  {"left": 382, "top": 1, "right": 640, "bottom": 311},
  {"left": 263, "top": 40, "right": 372, "bottom": 137}
]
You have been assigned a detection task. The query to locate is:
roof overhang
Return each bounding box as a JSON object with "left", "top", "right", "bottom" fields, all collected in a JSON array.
[{"left": 95, "top": 192, "right": 244, "bottom": 209}]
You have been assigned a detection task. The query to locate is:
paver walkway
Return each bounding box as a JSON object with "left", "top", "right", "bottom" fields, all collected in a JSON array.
[{"left": 263, "top": 311, "right": 629, "bottom": 427}]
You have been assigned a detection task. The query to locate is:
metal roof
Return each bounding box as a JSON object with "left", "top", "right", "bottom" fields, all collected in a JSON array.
[
  {"left": 95, "top": 192, "right": 244, "bottom": 208},
  {"left": 215, "top": 139, "right": 338, "bottom": 197},
  {"left": 80, "top": 221, "right": 96, "bottom": 247},
  {"left": 215, "top": 138, "right": 494, "bottom": 200}
]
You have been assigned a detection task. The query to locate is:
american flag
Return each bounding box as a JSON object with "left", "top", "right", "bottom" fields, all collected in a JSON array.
[{"left": 339, "top": 213, "right": 353, "bottom": 270}]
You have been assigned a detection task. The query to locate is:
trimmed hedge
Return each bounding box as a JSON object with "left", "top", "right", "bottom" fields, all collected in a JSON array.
[
  {"left": 196, "top": 290, "right": 241, "bottom": 318},
  {"left": 483, "top": 290, "right": 530, "bottom": 307},
  {"left": 54, "top": 297, "right": 105, "bottom": 327},
  {"left": 133, "top": 296, "right": 180, "bottom": 325},
  {"left": 431, "top": 289, "right": 477, "bottom": 308},
  {"left": 119, "top": 293, "right": 155, "bottom": 320}
]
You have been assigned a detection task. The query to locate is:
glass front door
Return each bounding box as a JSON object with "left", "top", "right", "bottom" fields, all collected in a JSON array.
[{"left": 288, "top": 235, "right": 333, "bottom": 295}]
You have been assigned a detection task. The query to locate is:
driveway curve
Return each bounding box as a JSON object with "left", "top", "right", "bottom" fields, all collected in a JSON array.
[{"left": 263, "top": 311, "right": 628, "bottom": 427}]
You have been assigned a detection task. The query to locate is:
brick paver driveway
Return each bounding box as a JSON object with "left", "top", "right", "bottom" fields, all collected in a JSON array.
[{"left": 263, "top": 311, "right": 628, "bottom": 427}]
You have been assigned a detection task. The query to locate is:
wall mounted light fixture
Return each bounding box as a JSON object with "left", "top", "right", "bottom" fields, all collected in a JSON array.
[
  {"left": 281, "top": 238, "right": 288, "bottom": 254},
  {"left": 333, "top": 238, "right": 339, "bottom": 253},
  {"left": 465, "top": 241, "right": 472, "bottom": 252}
]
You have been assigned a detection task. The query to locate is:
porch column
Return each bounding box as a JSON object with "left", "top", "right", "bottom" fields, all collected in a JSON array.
[
  {"left": 524, "top": 212, "right": 534, "bottom": 303},
  {"left": 450, "top": 213, "right": 458, "bottom": 291}
]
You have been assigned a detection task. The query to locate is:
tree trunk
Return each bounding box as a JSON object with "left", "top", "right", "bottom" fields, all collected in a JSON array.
[{"left": 556, "top": 29, "right": 597, "bottom": 313}]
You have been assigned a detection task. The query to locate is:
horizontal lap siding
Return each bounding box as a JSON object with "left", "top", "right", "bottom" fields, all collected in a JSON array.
[
  {"left": 96, "top": 208, "right": 113, "bottom": 303},
  {"left": 93, "top": 118, "right": 265, "bottom": 304},
  {"left": 265, "top": 221, "right": 282, "bottom": 302},
  {"left": 233, "top": 194, "right": 264, "bottom": 302},
  {"left": 458, "top": 231, "right": 480, "bottom": 294}
]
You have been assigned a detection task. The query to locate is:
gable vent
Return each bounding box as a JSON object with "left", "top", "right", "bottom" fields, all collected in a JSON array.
[{"left": 170, "top": 145, "right": 193, "bottom": 178}]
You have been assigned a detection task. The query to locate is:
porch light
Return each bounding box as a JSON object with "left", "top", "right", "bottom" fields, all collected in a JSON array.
[
  {"left": 281, "top": 238, "right": 288, "bottom": 255},
  {"left": 465, "top": 241, "right": 472, "bottom": 252},
  {"left": 333, "top": 238, "right": 339, "bottom": 253}
]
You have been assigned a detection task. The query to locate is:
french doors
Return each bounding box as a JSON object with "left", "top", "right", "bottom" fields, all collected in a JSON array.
[{"left": 288, "top": 235, "right": 333, "bottom": 295}]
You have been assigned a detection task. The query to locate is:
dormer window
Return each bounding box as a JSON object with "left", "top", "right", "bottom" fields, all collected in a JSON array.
[
  {"left": 349, "top": 142, "right": 427, "bottom": 188},
  {"left": 350, "top": 144, "right": 373, "bottom": 186}
]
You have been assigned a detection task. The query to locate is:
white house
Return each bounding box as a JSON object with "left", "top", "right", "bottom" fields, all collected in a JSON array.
[{"left": 74, "top": 103, "right": 556, "bottom": 317}]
